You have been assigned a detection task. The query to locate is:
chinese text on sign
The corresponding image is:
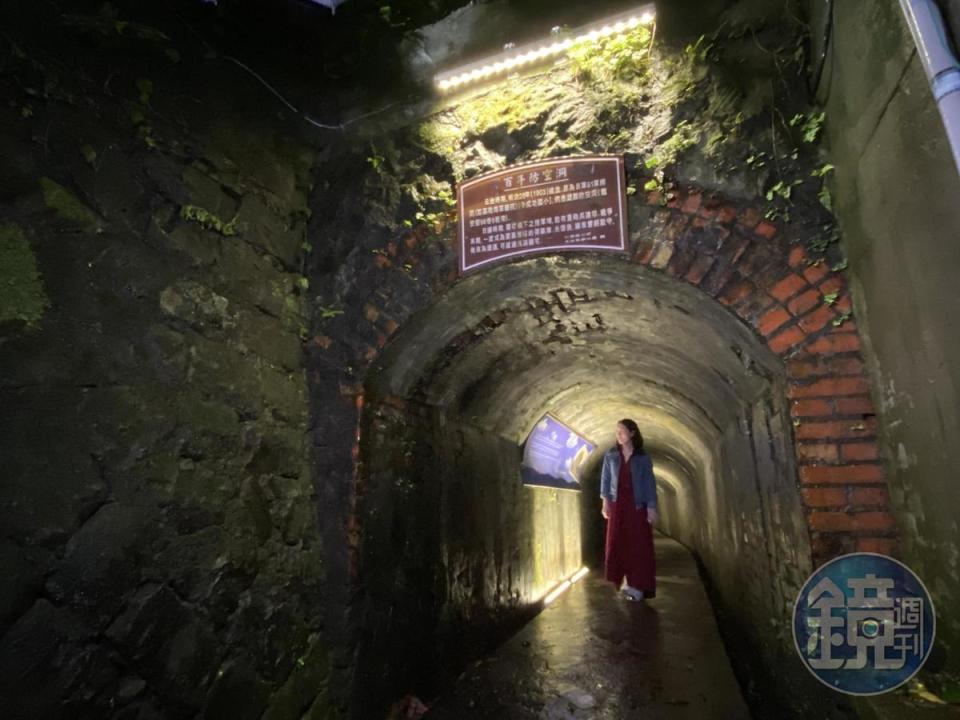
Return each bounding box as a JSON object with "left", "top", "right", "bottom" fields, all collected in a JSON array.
[{"left": 457, "top": 155, "right": 628, "bottom": 275}]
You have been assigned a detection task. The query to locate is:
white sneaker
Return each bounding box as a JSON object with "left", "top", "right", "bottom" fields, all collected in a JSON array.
[{"left": 622, "top": 585, "right": 644, "bottom": 601}]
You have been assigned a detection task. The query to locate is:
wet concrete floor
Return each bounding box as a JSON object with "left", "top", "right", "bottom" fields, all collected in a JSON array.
[{"left": 426, "top": 533, "right": 750, "bottom": 719}]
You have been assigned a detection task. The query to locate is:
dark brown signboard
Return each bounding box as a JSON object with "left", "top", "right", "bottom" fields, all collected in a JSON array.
[{"left": 457, "top": 155, "right": 628, "bottom": 275}]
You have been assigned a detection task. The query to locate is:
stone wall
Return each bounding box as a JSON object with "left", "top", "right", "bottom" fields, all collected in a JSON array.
[
  {"left": 701, "top": 390, "right": 819, "bottom": 716},
  {"left": 348, "top": 398, "right": 581, "bottom": 714},
  {"left": 0, "top": 6, "right": 331, "bottom": 718}
]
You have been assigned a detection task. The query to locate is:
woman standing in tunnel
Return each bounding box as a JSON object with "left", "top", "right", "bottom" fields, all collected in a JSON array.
[{"left": 600, "top": 419, "right": 658, "bottom": 601}]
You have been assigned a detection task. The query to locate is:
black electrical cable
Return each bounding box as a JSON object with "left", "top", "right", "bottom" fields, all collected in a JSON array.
[
  {"left": 176, "top": 9, "right": 405, "bottom": 132},
  {"left": 808, "top": 0, "right": 834, "bottom": 98}
]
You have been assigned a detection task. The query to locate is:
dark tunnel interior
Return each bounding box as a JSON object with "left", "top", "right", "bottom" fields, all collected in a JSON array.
[{"left": 350, "top": 256, "right": 814, "bottom": 711}]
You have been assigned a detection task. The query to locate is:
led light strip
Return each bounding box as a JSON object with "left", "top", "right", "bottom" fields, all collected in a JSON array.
[
  {"left": 434, "top": 4, "right": 656, "bottom": 93},
  {"left": 542, "top": 566, "right": 591, "bottom": 606}
]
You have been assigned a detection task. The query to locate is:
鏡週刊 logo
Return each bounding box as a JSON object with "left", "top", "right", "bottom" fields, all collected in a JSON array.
[{"left": 793, "top": 552, "right": 935, "bottom": 695}]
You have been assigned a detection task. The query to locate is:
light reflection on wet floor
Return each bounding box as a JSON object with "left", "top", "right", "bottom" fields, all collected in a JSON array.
[{"left": 426, "top": 535, "right": 750, "bottom": 719}]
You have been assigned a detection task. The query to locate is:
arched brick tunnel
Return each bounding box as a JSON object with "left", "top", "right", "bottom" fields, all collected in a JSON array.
[{"left": 308, "top": 185, "right": 896, "bottom": 714}]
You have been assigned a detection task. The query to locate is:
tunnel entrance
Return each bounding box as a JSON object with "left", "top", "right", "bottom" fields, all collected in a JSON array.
[{"left": 347, "top": 255, "right": 813, "bottom": 714}]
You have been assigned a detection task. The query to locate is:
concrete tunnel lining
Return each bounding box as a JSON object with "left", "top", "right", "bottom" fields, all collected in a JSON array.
[
  {"left": 353, "top": 252, "right": 814, "bottom": 712},
  {"left": 366, "top": 254, "right": 785, "bottom": 488}
]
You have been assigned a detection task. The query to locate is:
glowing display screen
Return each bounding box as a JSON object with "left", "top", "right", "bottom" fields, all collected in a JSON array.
[{"left": 521, "top": 413, "right": 595, "bottom": 491}]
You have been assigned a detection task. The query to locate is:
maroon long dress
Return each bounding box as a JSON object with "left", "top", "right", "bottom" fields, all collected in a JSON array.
[{"left": 604, "top": 449, "right": 656, "bottom": 597}]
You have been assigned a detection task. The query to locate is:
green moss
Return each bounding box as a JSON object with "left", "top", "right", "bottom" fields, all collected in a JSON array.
[
  {"left": 39, "top": 177, "right": 101, "bottom": 232},
  {"left": 180, "top": 204, "right": 238, "bottom": 236},
  {"left": 207, "top": 125, "right": 313, "bottom": 213},
  {"left": 648, "top": 121, "right": 700, "bottom": 168},
  {"left": 408, "top": 17, "right": 824, "bottom": 237},
  {"left": 414, "top": 26, "right": 670, "bottom": 166},
  {"left": 567, "top": 25, "right": 653, "bottom": 84},
  {"left": 416, "top": 118, "right": 462, "bottom": 156},
  {"left": 936, "top": 675, "right": 960, "bottom": 703},
  {"left": 415, "top": 80, "right": 565, "bottom": 179},
  {"left": 282, "top": 294, "right": 304, "bottom": 335},
  {"left": 0, "top": 223, "right": 49, "bottom": 328},
  {"left": 456, "top": 81, "right": 562, "bottom": 136},
  {"left": 80, "top": 145, "right": 98, "bottom": 166},
  {"left": 701, "top": 84, "right": 746, "bottom": 158}
]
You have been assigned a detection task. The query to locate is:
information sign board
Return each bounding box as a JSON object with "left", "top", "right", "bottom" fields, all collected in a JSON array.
[{"left": 457, "top": 155, "right": 628, "bottom": 274}]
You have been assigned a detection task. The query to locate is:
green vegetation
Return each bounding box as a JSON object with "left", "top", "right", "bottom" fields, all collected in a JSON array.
[
  {"left": 567, "top": 25, "right": 653, "bottom": 84},
  {"left": 408, "top": 14, "right": 843, "bottom": 267},
  {"left": 399, "top": 177, "right": 457, "bottom": 233},
  {"left": 318, "top": 306, "right": 344, "bottom": 319},
  {"left": 136, "top": 77, "right": 153, "bottom": 105},
  {"left": 415, "top": 118, "right": 462, "bottom": 157},
  {"left": 39, "top": 177, "right": 102, "bottom": 232},
  {"left": 831, "top": 311, "right": 851, "bottom": 327},
  {"left": 458, "top": 81, "right": 561, "bottom": 137},
  {"left": 811, "top": 162, "right": 835, "bottom": 211},
  {"left": 131, "top": 78, "right": 158, "bottom": 149},
  {"left": 766, "top": 179, "right": 801, "bottom": 202},
  {"left": 0, "top": 223, "right": 49, "bottom": 328},
  {"left": 643, "top": 121, "right": 700, "bottom": 194},
  {"left": 61, "top": 12, "right": 170, "bottom": 43},
  {"left": 659, "top": 35, "right": 713, "bottom": 107},
  {"left": 809, "top": 223, "right": 840, "bottom": 255},
  {"left": 650, "top": 121, "right": 699, "bottom": 169},
  {"left": 81, "top": 144, "right": 98, "bottom": 167},
  {"left": 817, "top": 185, "right": 832, "bottom": 211},
  {"left": 376, "top": 2, "right": 407, "bottom": 28},
  {"left": 790, "top": 111, "right": 825, "bottom": 144},
  {"left": 180, "top": 204, "right": 238, "bottom": 236},
  {"left": 366, "top": 147, "right": 386, "bottom": 174}
]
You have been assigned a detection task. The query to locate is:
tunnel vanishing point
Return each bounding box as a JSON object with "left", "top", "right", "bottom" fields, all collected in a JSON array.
[{"left": 1, "top": 0, "right": 960, "bottom": 718}]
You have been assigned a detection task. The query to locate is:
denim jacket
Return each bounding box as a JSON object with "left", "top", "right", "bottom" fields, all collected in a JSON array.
[{"left": 600, "top": 447, "right": 658, "bottom": 511}]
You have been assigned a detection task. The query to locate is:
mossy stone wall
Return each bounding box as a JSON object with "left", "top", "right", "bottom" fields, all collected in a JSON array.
[{"left": 0, "top": 6, "right": 332, "bottom": 718}]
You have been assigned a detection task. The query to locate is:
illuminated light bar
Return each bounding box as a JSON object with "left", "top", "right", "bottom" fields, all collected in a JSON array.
[
  {"left": 541, "top": 566, "right": 591, "bottom": 606},
  {"left": 543, "top": 580, "right": 572, "bottom": 606},
  {"left": 571, "top": 566, "right": 590, "bottom": 583},
  {"left": 434, "top": 3, "right": 656, "bottom": 93}
]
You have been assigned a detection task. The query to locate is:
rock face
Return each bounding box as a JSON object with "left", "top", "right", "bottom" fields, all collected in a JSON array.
[{"left": 0, "top": 4, "right": 329, "bottom": 718}]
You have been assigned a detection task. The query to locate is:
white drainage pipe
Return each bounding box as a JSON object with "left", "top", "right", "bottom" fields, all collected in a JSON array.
[{"left": 900, "top": 0, "right": 960, "bottom": 174}]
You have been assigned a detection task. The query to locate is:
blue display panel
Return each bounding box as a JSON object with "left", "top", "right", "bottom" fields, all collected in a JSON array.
[{"left": 521, "top": 413, "right": 595, "bottom": 491}]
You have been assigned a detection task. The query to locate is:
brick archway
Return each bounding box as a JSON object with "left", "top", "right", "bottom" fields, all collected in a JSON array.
[
  {"left": 307, "top": 182, "right": 897, "bottom": 589},
  {"left": 631, "top": 186, "right": 893, "bottom": 562}
]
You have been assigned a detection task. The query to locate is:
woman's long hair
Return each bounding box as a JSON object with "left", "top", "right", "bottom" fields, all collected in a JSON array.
[{"left": 618, "top": 418, "right": 645, "bottom": 454}]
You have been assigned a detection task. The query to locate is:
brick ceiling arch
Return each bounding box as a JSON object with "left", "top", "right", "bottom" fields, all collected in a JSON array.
[{"left": 308, "top": 183, "right": 897, "bottom": 593}]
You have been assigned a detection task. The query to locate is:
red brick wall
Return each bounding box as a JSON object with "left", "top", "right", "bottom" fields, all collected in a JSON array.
[
  {"left": 309, "top": 183, "right": 898, "bottom": 576},
  {"left": 631, "top": 186, "right": 897, "bottom": 564}
]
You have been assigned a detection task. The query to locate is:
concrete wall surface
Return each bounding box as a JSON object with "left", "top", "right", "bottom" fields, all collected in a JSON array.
[{"left": 812, "top": 0, "right": 960, "bottom": 696}]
